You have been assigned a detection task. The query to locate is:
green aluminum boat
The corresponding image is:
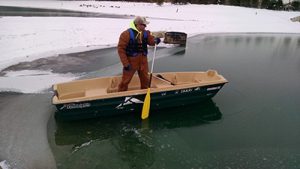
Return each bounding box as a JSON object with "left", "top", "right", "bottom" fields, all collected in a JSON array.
[{"left": 52, "top": 70, "right": 228, "bottom": 120}]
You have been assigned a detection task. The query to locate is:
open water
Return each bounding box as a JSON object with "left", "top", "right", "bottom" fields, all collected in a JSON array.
[
  {"left": 49, "top": 33, "right": 300, "bottom": 169},
  {"left": 1, "top": 33, "right": 300, "bottom": 169}
]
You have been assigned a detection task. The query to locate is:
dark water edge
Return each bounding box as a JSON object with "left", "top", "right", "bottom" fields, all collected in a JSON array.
[{"left": 0, "top": 6, "right": 129, "bottom": 18}]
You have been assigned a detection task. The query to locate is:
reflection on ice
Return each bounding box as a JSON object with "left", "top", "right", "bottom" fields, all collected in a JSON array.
[
  {"left": 50, "top": 100, "right": 222, "bottom": 168},
  {"left": 0, "top": 93, "right": 57, "bottom": 169}
]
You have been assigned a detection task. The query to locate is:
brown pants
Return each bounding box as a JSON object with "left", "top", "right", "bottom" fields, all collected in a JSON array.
[{"left": 118, "top": 55, "right": 149, "bottom": 92}]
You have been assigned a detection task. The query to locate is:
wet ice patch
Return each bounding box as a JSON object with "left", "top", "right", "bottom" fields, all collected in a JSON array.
[
  {"left": 0, "top": 70, "right": 78, "bottom": 93},
  {"left": 0, "top": 160, "right": 11, "bottom": 169}
]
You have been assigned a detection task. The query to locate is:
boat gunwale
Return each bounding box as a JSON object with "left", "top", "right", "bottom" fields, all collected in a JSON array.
[
  {"left": 52, "top": 71, "right": 228, "bottom": 105},
  {"left": 52, "top": 81, "right": 227, "bottom": 105}
]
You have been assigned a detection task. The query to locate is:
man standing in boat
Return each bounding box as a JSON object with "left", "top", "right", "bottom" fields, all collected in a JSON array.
[{"left": 118, "top": 16, "right": 161, "bottom": 92}]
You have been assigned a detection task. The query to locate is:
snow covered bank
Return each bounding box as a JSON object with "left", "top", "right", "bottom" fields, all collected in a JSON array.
[
  {"left": 0, "top": 1, "right": 299, "bottom": 93},
  {"left": 1, "top": 1, "right": 300, "bottom": 70}
]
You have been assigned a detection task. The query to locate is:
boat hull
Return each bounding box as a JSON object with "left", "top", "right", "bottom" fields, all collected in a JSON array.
[{"left": 54, "top": 83, "right": 226, "bottom": 121}]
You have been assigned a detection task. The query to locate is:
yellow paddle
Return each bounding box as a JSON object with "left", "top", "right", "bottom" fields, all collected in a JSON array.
[{"left": 141, "top": 44, "right": 157, "bottom": 120}]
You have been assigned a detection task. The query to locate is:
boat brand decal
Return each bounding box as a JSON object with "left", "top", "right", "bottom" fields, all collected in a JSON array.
[
  {"left": 172, "top": 87, "right": 201, "bottom": 95},
  {"left": 116, "top": 97, "right": 143, "bottom": 109},
  {"left": 60, "top": 103, "right": 91, "bottom": 110},
  {"left": 207, "top": 86, "right": 221, "bottom": 91}
]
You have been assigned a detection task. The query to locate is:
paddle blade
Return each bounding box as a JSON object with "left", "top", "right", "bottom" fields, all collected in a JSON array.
[{"left": 141, "top": 88, "right": 151, "bottom": 120}]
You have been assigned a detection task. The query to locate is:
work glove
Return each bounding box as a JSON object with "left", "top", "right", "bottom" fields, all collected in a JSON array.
[
  {"left": 124, "top": 64, "right": 131, "bottom": 71},
  {"left": 154, "top": 38, "right": 161, "bottom": 45}
]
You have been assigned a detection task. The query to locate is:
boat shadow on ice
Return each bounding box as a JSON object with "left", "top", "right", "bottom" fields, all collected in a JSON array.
[{"left": 51, "top": 99, "right": 222, "bottom": 168}]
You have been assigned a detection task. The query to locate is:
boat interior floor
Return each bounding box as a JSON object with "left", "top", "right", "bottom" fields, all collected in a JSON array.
[
  {"left": 106, "top": 74, "right": 201, "bottom": 94},
  {"left": 55, "top": 70, "right": 223, "bottom": 101}
]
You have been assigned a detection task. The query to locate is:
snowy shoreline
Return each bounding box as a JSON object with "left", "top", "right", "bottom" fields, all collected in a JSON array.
[{"left": 1, "top": 1, "right": 300, "bottom": 70}]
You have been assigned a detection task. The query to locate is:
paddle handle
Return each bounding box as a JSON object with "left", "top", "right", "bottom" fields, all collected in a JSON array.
[
  {"left": 148, "top": 44, "right": 157, "bottom": 88},
  {"left": 148, "top": 73, "right": 153, "bottom": 88},
  {"left": 150, "top": 44, "right": 157, "bottom": 74}
]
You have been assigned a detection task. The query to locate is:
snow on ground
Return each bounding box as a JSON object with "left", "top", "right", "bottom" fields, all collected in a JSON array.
[{"left": 0, "top": 1, "right": 300, "bottom": 93}]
